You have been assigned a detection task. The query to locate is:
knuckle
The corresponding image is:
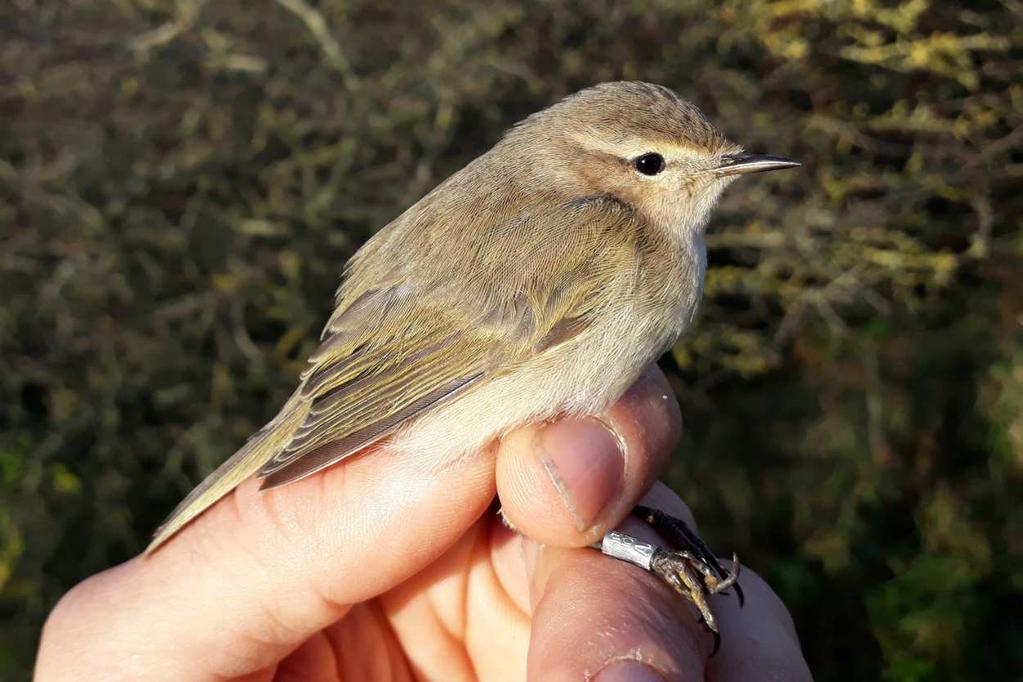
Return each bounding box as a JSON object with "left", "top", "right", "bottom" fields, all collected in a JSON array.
[{"left": 37, "top": 574, "right": 107, "bottom": 668}]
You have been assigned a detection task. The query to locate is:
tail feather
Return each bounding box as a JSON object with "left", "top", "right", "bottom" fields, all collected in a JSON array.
[{"left": 146, "top": 395, "right": 309, "bottom": 553}]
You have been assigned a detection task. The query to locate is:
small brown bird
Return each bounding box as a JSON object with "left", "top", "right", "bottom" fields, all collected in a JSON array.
[{"left": 149, "top": 82, "right": 797, "bottom": 625}]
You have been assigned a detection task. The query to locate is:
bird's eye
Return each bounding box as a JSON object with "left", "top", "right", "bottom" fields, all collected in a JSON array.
[{"left": 634, "top": 153, "right": 665, "bottom": 176}]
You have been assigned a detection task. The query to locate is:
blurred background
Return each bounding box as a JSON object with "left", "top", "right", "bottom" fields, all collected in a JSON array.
[{"left": 1, "top": 0, "right": 1020, "bottom": 679}]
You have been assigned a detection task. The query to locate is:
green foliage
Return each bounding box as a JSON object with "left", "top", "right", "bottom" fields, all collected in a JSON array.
[{"left": 1, "top": 0, "right": 1020, "bottom": 678}]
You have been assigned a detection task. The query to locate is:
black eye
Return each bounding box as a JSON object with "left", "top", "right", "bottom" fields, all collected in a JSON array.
[{"left": 634, "top": 152, "right": 665, "bottom": 176}]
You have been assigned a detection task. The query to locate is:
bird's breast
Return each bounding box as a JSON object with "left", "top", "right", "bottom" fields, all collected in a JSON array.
[{"left": 641, "top": 230, "right": 707, "bottom": 345}]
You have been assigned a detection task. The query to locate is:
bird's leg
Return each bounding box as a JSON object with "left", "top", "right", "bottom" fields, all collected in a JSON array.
[
  {"left": 649, "top": 548, "right": 723, "bottom": 655},
  {"left": 633, "top": 505, "right": 744, "bottom": 606},
  {"left": 592, "top": 506, "right": 743, "bottom": 656},
  {"left": 496, "top": 495, "right": 741, "bottom": 649}
]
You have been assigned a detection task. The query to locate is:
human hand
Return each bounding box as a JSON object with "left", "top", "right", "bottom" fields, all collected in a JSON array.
[{"left": 36, "top": 366, "right": 811, "bottom": 681}]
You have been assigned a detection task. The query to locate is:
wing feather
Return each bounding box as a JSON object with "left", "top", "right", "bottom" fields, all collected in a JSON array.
[
  {"left": 261, "top": 333, "right": 485, "bottom": 479},
  {"left": 259, "top": 372, "right": 483, "bottom": 488},
  {"left": 148, "top": 195, "right": 647, "bottom": 552}
]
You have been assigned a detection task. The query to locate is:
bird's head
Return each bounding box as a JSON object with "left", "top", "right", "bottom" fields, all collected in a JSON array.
[{"left": 502, "top": 81, "right": 798, "bottom": 238}]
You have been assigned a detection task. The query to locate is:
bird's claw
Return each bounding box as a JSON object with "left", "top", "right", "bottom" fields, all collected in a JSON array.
[
  {"left": 650, "top": 548, "right": 742, "bottom": 637},
  {"left": 634, "top": 504, "right": 745, "bottom": 608},
  {"left": 593, "top": 505, "right": 743, "bottom": 656}
]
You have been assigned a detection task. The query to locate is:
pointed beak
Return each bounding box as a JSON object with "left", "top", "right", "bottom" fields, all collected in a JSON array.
[{"left": 713, "top": 153, "right": 800, "bottom": 177}]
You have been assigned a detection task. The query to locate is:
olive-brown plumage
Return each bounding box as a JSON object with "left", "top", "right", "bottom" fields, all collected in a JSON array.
[{"left": 149, "top": 81, "right": 797, "bottom": 551}]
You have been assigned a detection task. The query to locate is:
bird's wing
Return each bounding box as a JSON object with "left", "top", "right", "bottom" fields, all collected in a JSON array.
[
  {"left": 148, "top": 197, "right": 642, "bottom": 551},
  {"left": 258, "top": 195, "right": 642, "bottom": 487},
  {"left": 256, "top": 303, "right": 490, "bottom": 487}
]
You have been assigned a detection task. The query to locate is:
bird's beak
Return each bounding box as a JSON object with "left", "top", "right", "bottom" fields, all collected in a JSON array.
[{"left": 713, "top": 153, "right": 800, "bottom": 177}]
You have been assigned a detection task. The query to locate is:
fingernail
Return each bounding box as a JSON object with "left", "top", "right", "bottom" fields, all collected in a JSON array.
[
  {"left": 594, "top": 661, "right": 665, "bottom": 682},
  {"left": 536, "top": 417, "right": 625, "bottom": 531}
]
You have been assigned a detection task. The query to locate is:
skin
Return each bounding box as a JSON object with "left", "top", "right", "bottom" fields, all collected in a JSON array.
[{"left": 36, "top": 366, "right": 812, "bottom": 681}]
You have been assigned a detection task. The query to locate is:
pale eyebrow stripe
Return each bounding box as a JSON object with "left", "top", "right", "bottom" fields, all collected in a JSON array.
[{"left": 569, "top": 131, "right": 717, "bottom": 160}]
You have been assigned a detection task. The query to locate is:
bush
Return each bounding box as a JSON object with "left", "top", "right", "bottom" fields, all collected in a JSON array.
[{"left": 1, "top": 1, "right": 1019, "bottom": 678}]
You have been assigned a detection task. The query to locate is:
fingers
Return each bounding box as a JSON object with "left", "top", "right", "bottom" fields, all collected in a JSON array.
[
  {"left": 639, "top": 485, "right": 811, "bottom": 681},
  {"left": 37, "top": 442, "right": 499, "bottom": 680},
  {"left": 523, "top": 482, "right": 811, "bottom": 682},
  {"left": 706, "top": 569, "right": 812, "bottom": 682},
  {"left": 527, "top": 533, "right": 707, "bottom": 681},
  {"left": 37, "top": 364, "right": 681, "bottom": 680},
  {"left": 496, "top": 364, "right": 682, "bottom": 546}
]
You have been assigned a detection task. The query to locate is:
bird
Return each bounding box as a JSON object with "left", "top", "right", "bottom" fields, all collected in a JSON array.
[{"left": 148, "top": 80, "right": 798, "bottom": 554}]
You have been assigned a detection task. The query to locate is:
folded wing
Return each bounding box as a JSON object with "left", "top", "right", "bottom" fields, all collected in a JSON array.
[{"left": 147, "top": 196, "right": 643, "bottom": 552}]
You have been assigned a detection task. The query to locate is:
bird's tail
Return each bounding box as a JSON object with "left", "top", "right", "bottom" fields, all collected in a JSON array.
[{"left": 146, "top": 393, "right": 310, "bottom": 553}]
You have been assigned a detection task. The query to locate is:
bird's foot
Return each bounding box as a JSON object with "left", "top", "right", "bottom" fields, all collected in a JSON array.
[
  {"left": 634, "top": 504, "right": 744, "bottom": 607},
  {"left": 594, "top": 505, "right": 743, "bottom": 656}
]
